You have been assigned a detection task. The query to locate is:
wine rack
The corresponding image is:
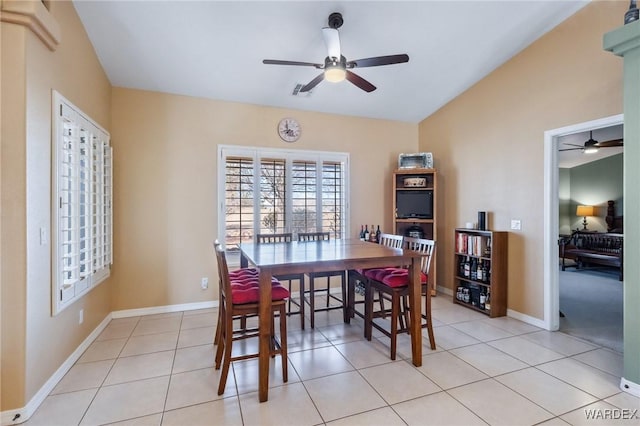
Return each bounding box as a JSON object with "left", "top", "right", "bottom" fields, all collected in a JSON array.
[{"left": 453, "top": 229, "right": 507, "bottom": 317}]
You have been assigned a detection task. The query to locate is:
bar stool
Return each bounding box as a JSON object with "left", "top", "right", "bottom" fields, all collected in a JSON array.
[
  {"left": 364, "top": 237, "right": 436, "bottom": 360},
  {"left": 213, "top": 244, "right": 288, "bottom": 395},
  {"left": 256, "top": 233, "right": 306, "bottom": 329},
  {"left": 298, "top": 232, "right": 346, "bottom": 328}
]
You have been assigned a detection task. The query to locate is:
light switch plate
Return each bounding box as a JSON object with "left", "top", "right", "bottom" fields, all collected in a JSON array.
[{"left": 510, "top": 219, "right": 521, "bottom": 230}]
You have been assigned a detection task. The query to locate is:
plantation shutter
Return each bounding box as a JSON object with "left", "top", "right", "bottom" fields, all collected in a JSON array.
[
  {"left": 220, "top": 146, "right": 349, "bottom": 251},
  {"left": 53, "top": 92, "right": 112, "bottom": 313}
]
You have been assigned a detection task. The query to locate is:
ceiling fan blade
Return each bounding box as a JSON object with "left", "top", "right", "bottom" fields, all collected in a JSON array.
[
  {"left": 563, "top": 143, "right": 586, "bottom": 148},
  {"left": 322, "top": 27, "right": 341, "bottom": 59},
  {"left": 559, "top": 147, "right": 585, "bottom": 152},
  {"left": 300, "top": 73, "right": 325, "bottom": 92},
  {"left": 596, "top": 138, "right": 624, "bottom": 147},
  {"left": 347, "top": 54, "right": 409, "bottom": 68},
  {"left": 263, "top": 59, "right": 322, "bottom": 68},
  {"left": 346, "top": 70, "right": 376, "bottom": 92}
]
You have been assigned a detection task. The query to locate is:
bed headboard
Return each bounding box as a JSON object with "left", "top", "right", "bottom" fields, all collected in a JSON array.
[{"left": 606, "top": 200, "right": 623, "bottom": 233}]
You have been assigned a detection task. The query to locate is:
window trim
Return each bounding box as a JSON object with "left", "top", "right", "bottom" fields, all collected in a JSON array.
[
  {"left": 52, "top": 91, "right": 112, "bottom": 315},
  {"left": 217, "top": 145, "right": 350, "bottom": 259}
]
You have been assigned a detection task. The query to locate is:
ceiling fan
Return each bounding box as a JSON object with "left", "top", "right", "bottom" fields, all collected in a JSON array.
[
  {"left": 262, "top": 12, "right": 409, "bottom": 93},
  {"left": 559, "top": 131, "right": 623, "bottom": 154}
]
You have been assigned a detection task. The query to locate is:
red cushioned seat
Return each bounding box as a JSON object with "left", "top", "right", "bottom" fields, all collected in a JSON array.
[
  {"left": 380, "top": 268, "right": 428, "bottom": 288},
  {"left": 229, "top": 268, "right": 259, "bottom": 279},
  {"left": 363, "top": 267, "right": 397, "bottom": 281},
  {"left": 231, "top": 284, "right": 290, "bottom": 304}
]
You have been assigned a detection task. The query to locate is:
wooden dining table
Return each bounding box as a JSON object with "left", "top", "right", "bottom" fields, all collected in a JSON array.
[{"left": 239, "top": 238, "right": 424, "bottom": 402}]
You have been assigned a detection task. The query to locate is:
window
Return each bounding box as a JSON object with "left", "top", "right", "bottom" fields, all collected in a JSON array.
[
  {"left": 52, "top": 91, "right": 112, "bottom": 314},
  {"left": 219, "top": 146, "right": 349, "bottom": 252}
]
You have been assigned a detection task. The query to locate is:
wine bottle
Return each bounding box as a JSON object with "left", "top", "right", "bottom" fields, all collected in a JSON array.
[
  {"left": 375, "top": 225, "right": 381, "bottom": 243},
  {"left": 485, "top": 288, "right": 491, "bottom": 311},
  {"left": 458, "top": 257, "right": 466, "bottom": 277},
  {"left": 479, "top": 289, "right": 486, "bottom": 310},
  {"left": 364, "top": 225, "right": 370, "bottom": 241},
  {"left": 477, "top": 260, "right": 484, "bottom": 282},
  {"left": 470, "top": 258, "right": 477, "bottom": 280},
  {"left": 370, "top": 224, "right": 375, "bottom": 242},
  {"left": 464, "top": 256, "right": 471, "bottom": 278},
  {"left": 359, "top": 225, "right": 365, "bottom": 241}
]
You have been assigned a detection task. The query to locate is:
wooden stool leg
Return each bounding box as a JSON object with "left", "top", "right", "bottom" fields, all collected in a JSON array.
[
  {"left": 425, "top": 289, "right": 436, "bottom": 350},
  {"left": 309, "top": 278, "right": 315, "bottom": 329},
  {"left": 217, "top": 310, "right": 233, "bottom": 395},
  {"left": 364, "top": 282, "right": 373, "bottom": 341},
  {"left": 279, "top": 304, "right": 288, "bottom": 383},
  {"left": 390, "top": 293, "right": 400, "bottom": 361}
]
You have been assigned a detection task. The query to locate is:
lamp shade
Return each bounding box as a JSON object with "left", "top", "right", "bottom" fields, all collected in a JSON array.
[{"left": 576, "top": 205, "right": 595, "bottom": 217}]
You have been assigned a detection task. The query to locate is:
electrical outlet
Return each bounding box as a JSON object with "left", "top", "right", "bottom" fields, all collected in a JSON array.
[
  {"left": 510, "top": 219, "right": 522, "bottom": 230},
  {"left": 201, "top": 277, "right": 208, "bottom": 290},
  {"left": 79, "top": 309, "right": 84, "bottom": 324}
]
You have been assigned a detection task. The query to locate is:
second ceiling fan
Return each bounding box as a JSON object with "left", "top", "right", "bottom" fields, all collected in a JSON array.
[
  {"left": 559, "top": 131, "right": 623, "bottom": 154},
  {"left": 262, "top": 12, "right": 409, "bottom": 93}
]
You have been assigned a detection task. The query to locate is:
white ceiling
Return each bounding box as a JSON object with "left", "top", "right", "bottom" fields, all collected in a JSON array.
[{"left": 72, "top": 0, "right": 588, "bottom": 124}]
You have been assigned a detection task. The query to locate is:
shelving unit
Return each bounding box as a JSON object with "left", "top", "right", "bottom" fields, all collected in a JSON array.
[
  {"left": 393, "top": 168, "right": 437, "bottom": 295},
  {"left": 453, "top": 229, "right": 507, "bottom": 317}
]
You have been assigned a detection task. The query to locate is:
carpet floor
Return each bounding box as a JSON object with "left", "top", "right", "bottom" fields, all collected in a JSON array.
[{"left": 559, "top": 265, "right": 623, "bottom": 353}]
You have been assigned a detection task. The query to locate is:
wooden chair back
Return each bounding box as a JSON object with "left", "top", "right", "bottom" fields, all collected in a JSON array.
[
  {"left": 257, "top": 233, "right": 293, "bottom": 244},
  {"left": 214, "top": 243, "right": 232, "bottom": 304},
  {"left": 298, "top": 232, "right": 330, "bottom": 242},
  {"left": 404, "top": 236, "right": 436, "bottom": 276},
  {"left": 378, "top": 233, "right": 404, "bottom": 249}
]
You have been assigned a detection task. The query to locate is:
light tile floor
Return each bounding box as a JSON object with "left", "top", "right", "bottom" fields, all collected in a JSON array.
[{"left": 25, "top": 294, "right": 639, "bottom": 426}]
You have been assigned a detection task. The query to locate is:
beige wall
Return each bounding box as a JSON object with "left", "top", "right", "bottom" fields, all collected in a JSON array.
[
  {"left": 110, "top": 88, "right": 417, "bottom": 310},
  {"left": 1, "top": 0, "right": 111, "bottom": 410},
  {"left": 418, "top": 1, "right": 625, "bottom": 318}
]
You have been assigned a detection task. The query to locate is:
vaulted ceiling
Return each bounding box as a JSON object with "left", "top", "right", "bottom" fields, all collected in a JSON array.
[{"left": 73, "top": 1, "right": 588, "bottom": 124}]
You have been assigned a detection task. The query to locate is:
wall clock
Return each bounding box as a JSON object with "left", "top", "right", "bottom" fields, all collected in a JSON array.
[{"left": 278, "top": 118, "right": 301, "bottom": 143}]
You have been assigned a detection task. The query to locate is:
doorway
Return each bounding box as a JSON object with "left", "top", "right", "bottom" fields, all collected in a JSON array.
[{"left": 543, "top": 114, "right": 624, "bottom": 334}]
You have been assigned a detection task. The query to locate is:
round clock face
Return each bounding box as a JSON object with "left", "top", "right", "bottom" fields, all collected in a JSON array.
[{"left": 278, "top": 118, "right": 301, "bottom": 143}]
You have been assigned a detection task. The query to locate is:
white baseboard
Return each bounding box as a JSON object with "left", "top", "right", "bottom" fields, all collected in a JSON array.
[
  {"left": 620, "top": 377, "right": 640, "bottom": 397},
  {"left": 507, "top": 308, "right": 548, "bottom": 329},
  {"left": 111, "top": 300, "right": 217, "bottom": 319},
  {"left": 2, "top": 301, "right": 220, "bottom": 425},
  {"left": 1, "top": 314, "right": 112, "bottom": 425}
]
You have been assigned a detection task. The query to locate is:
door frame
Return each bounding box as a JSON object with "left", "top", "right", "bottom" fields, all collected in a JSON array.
[{"left": 543, "top": 113, "right": 623, "bottom": 330}]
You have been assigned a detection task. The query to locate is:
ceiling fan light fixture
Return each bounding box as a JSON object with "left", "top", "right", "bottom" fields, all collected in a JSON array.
[
  {"left": 325, "top": 66, "right": 346, "bottom": 82},
  {"left": 584, "top": 146, "right": 599, "bottom": 154}
]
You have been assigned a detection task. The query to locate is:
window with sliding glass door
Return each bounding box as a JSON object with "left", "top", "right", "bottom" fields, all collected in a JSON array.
[{"left": 218, "top": 146, "right": 349, "bottom": 259}]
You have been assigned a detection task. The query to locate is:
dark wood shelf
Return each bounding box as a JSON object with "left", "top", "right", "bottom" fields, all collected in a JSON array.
[{"left": 453, "top": 229, "right": 507, "bottom": 317}]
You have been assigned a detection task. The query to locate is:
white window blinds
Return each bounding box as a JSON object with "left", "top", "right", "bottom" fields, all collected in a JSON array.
[
  {"left": 219, "top": 146, "right": 349, "bottom": 251},
  {"left": 53, "top": 91, "right": 112, "bottom": 314}
]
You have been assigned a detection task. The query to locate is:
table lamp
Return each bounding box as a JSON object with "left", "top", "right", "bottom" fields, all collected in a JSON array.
[{"left": 576, "top": 205, "right": 595, "bottom": 230}]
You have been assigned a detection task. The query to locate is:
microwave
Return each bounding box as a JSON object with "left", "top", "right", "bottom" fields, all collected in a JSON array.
[{"left": 398, "top": 152, "right": 433, "bottom": 169}]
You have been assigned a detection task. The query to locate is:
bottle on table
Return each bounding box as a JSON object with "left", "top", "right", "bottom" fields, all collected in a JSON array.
[
  {"left": 364, "top": 225, "right": 370, "bottom": 241},
  {"left": 375, "top": 225, "right": 381, "bottom": 243},
  {"left": 370, "top": 224, "right": 376, "bottom": 242},
  {"left": 359, "top": 225, "right": 365, "bottom": 241}
]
